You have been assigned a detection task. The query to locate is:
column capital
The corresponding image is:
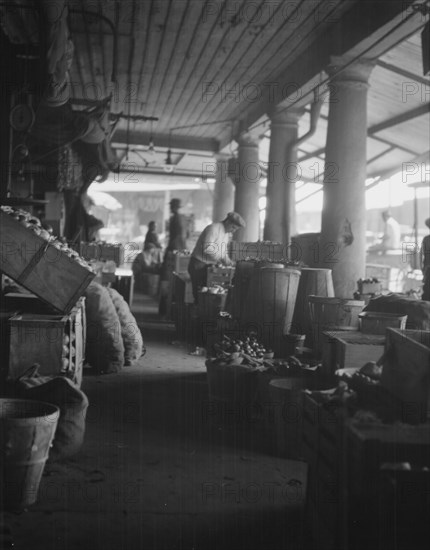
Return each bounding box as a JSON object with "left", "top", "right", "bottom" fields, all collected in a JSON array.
[
  {"left": 327, "top": 56, "right": 376, "bottom": 88},
  {"left": 268, "top": 105, "right": 305, "bottom": 127},
  {"left": 237, "top": 130, "right": 260, "bottom": 148},
  {"left": 213, "top": 152, "right": 231, "bottom": 163}
]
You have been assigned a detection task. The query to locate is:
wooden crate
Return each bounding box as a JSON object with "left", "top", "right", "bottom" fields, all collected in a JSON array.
[
  {"left": 206, "top": 266, "right": 235, "bottom": 287},
  {"left": 8, "top": 297, "right": 85, "bottom": 387},
  {"left": 321, "top": 329, "right": 360, "bottom": 376},
  {"left": 347, "top": 419, "right": 430, "bottom": 498},
  {"left": 359, "top": 312, "right": 407, "bottom": 335},
  {"left": 79, "top": 242, "right": 124, "bottom": 266},
  {"left": 228, "top": 241, "right": 288, "bottom": 262},
  {"left": 302, "top": 391, "right": 349, "bottom": 549},
  {"left": 382, "top": 329, "right": 430, "bottom": 423},
  {"left": 326, "top": 330, "right": 385, "bottom": 371},
  {"left": 0, "top": 211, "right": 95, "bottom": 313}
]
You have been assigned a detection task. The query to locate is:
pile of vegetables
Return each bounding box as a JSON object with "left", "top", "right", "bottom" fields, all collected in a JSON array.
[
  {"left": 212, "top": 334, "right": 311, "bottom": 375},
  {"left": 173, "top": 249, "right": 191, "bottom": 256},
  {"left": 199, "top": 284, "right": 228, "bottom": 295},
  {"left": 1, "top": 206, "right": 94, "bottom": 270},
  {"left": 61, "top": 331, "right": 76, "bottom": 374}
]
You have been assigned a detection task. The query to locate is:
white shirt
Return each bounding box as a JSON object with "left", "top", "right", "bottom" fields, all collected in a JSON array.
[
  {"left": 384, "top": 217, "right": 401, "bottom": 249},
  {"left": 191, "top": 222, "right": 231, "bottom": 264}
]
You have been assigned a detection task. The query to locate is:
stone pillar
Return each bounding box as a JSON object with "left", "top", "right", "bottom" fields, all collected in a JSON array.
[
  {"left": 233, "top": 132, "right": 260, "bottom": 242},
  {"left": 320, "top": 57, "right": 375, "bottom": 298},
  {"left": 264, "top": 106, "right": 304, "bottom": 244},
  {"left": 212, "top": 153, "right": 234, "bottom": 222}
]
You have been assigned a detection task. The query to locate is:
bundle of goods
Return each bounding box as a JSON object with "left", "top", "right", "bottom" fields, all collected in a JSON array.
[
  {"left": 84, "top": 282, "right": 145, "bottom": 373},
  {"left": 363, "top": 294, "right": 430, "bottom": 330},
  {"left": 12, "top": 364, "right": 89, "bottom": 461}
]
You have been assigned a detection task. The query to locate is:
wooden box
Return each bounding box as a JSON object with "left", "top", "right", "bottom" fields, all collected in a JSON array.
[
  {"left": 359, "top": 312, "right": 407, "bottom": 335},
  {"left": 325, "top": 330, "right": 385, "bottom": 371},
  {"left": 0, "top": 211, "right": 95, "bottom": 313},
  {"left": 8, "top": 297, "right": 85, "bottom": 387},
  {"left": 206, "top": 265, "right": 235, "bottom": 287},
  {"left": 302, "top": 391, "right": 349, "bottom": 548},
  {"left": 357, "top": 281, "right": 383, "bottom": 295},
  {"left": 381, "top": 329, "right": 430, "bottom": 423}
]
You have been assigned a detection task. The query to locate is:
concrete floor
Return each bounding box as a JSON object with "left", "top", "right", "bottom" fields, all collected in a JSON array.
[{"left": 4, "top": 293, "right": 308, "bottom": 550}]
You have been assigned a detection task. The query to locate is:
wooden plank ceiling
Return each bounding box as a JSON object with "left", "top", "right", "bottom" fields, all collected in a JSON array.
[{"left": 68, "top": 0, "right": 429, "bottom": 181}]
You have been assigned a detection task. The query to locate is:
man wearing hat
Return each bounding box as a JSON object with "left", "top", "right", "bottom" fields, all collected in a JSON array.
[
  {"left": 159, "top": 198, "right": 189, "bottom": 316},
  {"left": 166, "top": 198, "right": 188, "bottom": 252},
  {"left": 188, "top": 212, "right": 246, "bottom": 302}
]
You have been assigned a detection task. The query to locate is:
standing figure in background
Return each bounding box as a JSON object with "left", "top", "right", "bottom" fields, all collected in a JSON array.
[
  {"left": 420, "top": 218, "right": 430, "bottom": 301},
  {"left": 144, "top": 221, "right": 162, "bottom": 251},
  {"left": 188, "top": 212, "right": 246, "bottom": 303},
  {"left": 166, "top": 198, "right": 188, "bottom": 252},
  {"left": 381, "top": 210, "right": 401, "bottom": 250},
  {"left": 368, "top": 210, "right": 402, "bottom": 253},
  {"left": 159, "top": 198, "right": 189, "bottom": 316}
]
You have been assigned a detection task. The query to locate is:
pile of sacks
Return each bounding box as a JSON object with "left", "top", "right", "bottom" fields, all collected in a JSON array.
[{"left": 84, "top": 282, "right": 145, "bottom": 374}]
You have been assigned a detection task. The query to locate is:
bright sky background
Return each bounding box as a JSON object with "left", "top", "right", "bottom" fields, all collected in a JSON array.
[{"left": 294, "top": 166, "right": 430, "bottom": 212}]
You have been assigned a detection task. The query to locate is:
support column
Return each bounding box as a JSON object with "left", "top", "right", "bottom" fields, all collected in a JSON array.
[
  {"left": 212, "top": 153, "right": 234, "bottom": 222},
  {"left": 233, "top": 132, "right": 260, "bottom": 242},
  {"left": 320, "top": 57, "right": 375, "bottom": 298},
  {"left": 264, "top": 107, "right": 304, "bottom": 244}
]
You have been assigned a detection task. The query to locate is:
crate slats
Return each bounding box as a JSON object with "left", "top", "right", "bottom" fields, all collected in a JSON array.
[{"left": 1, "top": 212, "right": 95, "bottom": 313}]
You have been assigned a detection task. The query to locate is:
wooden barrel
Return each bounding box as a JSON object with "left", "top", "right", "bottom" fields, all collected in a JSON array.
[
  {"left": 230, "top": 260, "right": 255, "bottom": 319},
  {"left": 0, "top": 398, "right": 59, "bottom": 511},
  {"left": 241, "top": 267, "right": 301, "bottom": 356},
  {"left": 308, "top": 297, "right": 365, "bottom": 355},
  {"left": 291, "top": 268, "right": 335, "bottom": 344},
  {"left": 290, "top": 233, "right": 320, "bottom": 267}
]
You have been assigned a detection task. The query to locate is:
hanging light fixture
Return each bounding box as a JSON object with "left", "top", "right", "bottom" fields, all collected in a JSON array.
[
  {"left": 164, "top": 131, "right": 174, "bottom": 172},
  {"left": 147, "top": 120, "right": 156, "bottom": 160}
]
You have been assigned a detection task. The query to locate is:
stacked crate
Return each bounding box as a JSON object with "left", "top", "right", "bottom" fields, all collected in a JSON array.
[{"left": 7, "top": 297, "right": 86, "bottom": 387}]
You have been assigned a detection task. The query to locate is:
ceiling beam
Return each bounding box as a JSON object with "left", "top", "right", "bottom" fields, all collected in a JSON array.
[
  {"left": 112, "top": 130, "right": 219, "bottom": 153},
  {"left": 368, "top": 103, "right": 430, "bottom": 134},
  {"left": 376, "top": 59, "right": 430, "bottom": 86},
  {"left": 220, "top": 0, "right": 426, "bottom": 149}
]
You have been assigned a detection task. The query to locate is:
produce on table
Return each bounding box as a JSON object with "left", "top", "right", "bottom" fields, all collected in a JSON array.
[{"left": 199, "top": 284, "right": 228, "bottom": 295}]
